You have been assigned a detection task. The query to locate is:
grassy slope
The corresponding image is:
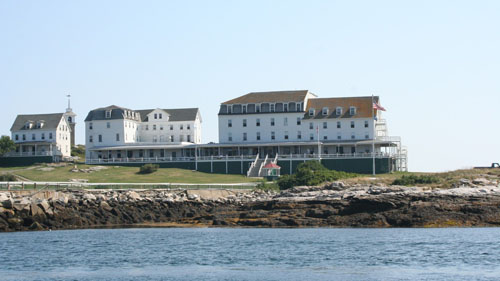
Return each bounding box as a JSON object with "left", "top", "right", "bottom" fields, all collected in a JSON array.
[{"left": 10, "top": 164, "right": 260, "bottom": 184}]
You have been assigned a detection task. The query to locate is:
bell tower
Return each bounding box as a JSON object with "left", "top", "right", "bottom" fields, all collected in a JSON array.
[{"left": 64, "top": 94, "right": 77, "bottom": 147}]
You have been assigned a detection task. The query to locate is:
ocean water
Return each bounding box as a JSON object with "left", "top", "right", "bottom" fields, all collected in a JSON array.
[{"left": 1, "top": 228, "right": 500, "bottom": 281}]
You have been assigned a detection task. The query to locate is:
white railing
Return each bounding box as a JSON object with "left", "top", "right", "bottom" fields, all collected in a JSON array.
[
  {"left": 278, "top": 152, "right": 393, "bottom": 159},
  {"left": 86, "top": 155, "right": 259, "bottom": 164},
  {"left": 4, "top": 151, "right": 55, "bottom": 157},
  {"left": 246, "top": 154, "right": 259, "bottom": 177},
  {"left": 273, "top": 154, "right": 278, "bottom": 164},
  {"left": 258, "top": 154, "right": 268, "bottom": 177}
]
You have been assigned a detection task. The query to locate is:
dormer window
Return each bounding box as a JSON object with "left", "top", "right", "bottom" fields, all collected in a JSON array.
[
  {"left": 309, "top": 108, "right": 315, "bottom": 116},
  {"left": 256, "top": 104, "right": 261, "bottom": 113},
  {"left": 228, "top": 105, "right": 232, "bottom": 114},
  {"left": 242, "top": 105, "right": 247, "bottom": 114},
  {"left": 322, "top": 107, "right": 329, "bottom": 116},
  {"left": 159, "top": 113, "right": 162, "bottom": 119},
  {"left": 270, "top": 104, "right": 275, "bottom": 112},
  {"left": 105, "top": 110, "right": 112, "bottom": 118},
  {"left": 336, "top": 107, "right": 343, "bottom": 115},
  {"left": 36, "top": 121, "right": 45, "bottom": 129},
  {"left": 349, "top": 106, "right": 356, "bottom": 115},
  {"left": 25, "top": 121, "right": 33, "bottom": 129}
]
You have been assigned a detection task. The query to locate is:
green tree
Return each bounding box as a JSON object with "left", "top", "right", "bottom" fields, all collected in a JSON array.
[{"left": 0, "top": 135, "right": 16, "bottom": 156}]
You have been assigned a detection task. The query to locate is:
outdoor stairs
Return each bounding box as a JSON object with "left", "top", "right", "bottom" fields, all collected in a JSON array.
[{"left": 247, "top": 159, "right": 264, "bottom": 177}]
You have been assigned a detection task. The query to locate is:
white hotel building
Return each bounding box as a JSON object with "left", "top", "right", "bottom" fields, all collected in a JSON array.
[
  {"left": 85, "top": 105, "right": 201, "bottom": 160},
  {"left": 85, "top": 91, "right": 406, "bottom": 174}
]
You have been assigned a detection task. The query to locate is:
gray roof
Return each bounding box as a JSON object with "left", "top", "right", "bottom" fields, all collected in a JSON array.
[
  {"left": 84, "top": 105, "right": 133, "bottom": 122},
  {"left": 85, "top": 105, "right": 200, "bottom": 122},
  {"left": 136, "top": 108, "right": 200, "bottom": 122},
  {"left": 10, "top": 113, "right": 65, "bottom": 131}
]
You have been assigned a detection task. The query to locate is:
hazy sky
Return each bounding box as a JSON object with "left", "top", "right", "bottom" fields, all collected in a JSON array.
[{"left": 1, "top": 1, "right": 499, "bottom": 172}]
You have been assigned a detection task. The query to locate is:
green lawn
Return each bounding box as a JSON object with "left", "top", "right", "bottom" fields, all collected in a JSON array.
[{"left": 11, "top": 164, "right": 260, "bottom": 184}]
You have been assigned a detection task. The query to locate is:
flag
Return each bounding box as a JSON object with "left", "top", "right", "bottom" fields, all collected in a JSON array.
[{"left": 373, "top": 102, "right": 386, "bottom": 111}]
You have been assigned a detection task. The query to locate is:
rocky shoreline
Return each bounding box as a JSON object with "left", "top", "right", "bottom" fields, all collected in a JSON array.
[{"left": 1, "top": 180, "right": 500, "bottom": 231}]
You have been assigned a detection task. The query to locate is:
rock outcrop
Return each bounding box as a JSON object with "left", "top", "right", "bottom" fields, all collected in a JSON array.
[{"left": 1, "top": 182, "right": 500, "bottom": 232}]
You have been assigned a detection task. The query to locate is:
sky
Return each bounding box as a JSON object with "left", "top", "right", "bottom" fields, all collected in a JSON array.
[{"left": 1, "top": 0, "right": 499, "bottom": 172}]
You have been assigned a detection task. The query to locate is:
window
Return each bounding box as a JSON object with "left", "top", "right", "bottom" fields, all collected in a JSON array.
[
  {"left": 242, "top": 105, "right": 247, "bottom": 113},
  {"left": 170, "top": 135, "right": 174, "bottom": 142},
  {"left": 153, "top": 136, "right": 157, "bottom": 143},
  {"left": 243, "top": 119, "right": 247, "bottom": 127},
  {"left": 256, "top": 119, "right": 260, "bottom": 127},
  {"left": 107, "top": 122, "right": 110, "bottom": 129},
  {"left": 336, "top": 107, "right": 342, "bottom": 115},
  {"left": 160, "top": 113, "right": 163, "bottom": 119},
  {"left": 154, "top": 113, "right": 158, "bottom": 119},
  {"left": 15, "top": 135, "right": 18, "bottom": 141},
  {"left": 32, "top": 134, "right": 35, "bottom": 140},
  {"left": 337, "top": 134, "right": 341, "bottom": 140},
  {"left": 41, "top": 133, "right": 45, "bottom": 140},
  {"left": 337, "top": 121, "right": 341, "bottom": 129},
  {"left": 170, "top": 125, "right": 173, "bottom": 130},
  {"left": 270, "top": 104, "right": 275, "bottom": 112},
  {"left": 310, "top": 133, "right": 314, "bottom": 140},
  {"left": 116, "top": 133, "right": 120, "bottom": 141},
  {"left": 256, "top": 105, "right": 260, "bottom": 113},
  {"left": 105, "top": 110, "right": 112, "bottom": 118},
  {"left": 364, "top": 121, "right": 369, "bottom": 128},
  {"left": 98, "top": 135, "right": 102, "bottom": 142},
  {"left": 284, "top": 131, "right": 289, "bottom": 140},
  {"left": 228, "top": 132, "right": 232, "bottom": 142},
  {"left": 284, "top": 117, "right": 288, "bottom": 126},
  {"left": 365, "top": 134, "right": 369, "bottom": 139},
  {"left": 351, "top": 121, "right": 355, "bottom": 128},
  {"left": 22, "top": 134, "right": 26, "bottom": 141},
  {"left": 323, "top": 135, "right": 328, "bottom": 140},
  {"left": 149, "top": 150, "right": 154, "bottom": 158},
  {"left": 350, "top": 106, "right": 356, "bottom": 115},
  {"left": 228, "top": 105, "right": 232, "bottom": 114},
  {"left": 297, "top": 117, "right": 301, "bottom": 125},
  {"left": 153, "top": 125, "right": 157, "bottom": 130},
  {"left": 309, "top": 108, "right": 315, "bottom": 116},
  {"left": 271, "top": 131, "right": 275, "bottom": 140},
  {"left": 145, "top": 125, "right": 149, "bottom": 130},
  {"left": 228, "top": 120, "right": 232, "bottom": 128},
  {"left": 243, "top": 133, "right": 247, "bottom": 141},
  {"left": 180, "top": 125, "right": 183, "bottom": 130},
  {"left": 256, "top": 132, "right": 261, "bottom": 141},
  {"left": 351, "top": 134, "right": 355, "bottom": 140},
  {"left": 160, "top": 125, "right": 164, "bottom": 130},
  {"left": 270, "top": 118, "right": 275, "bottom": 126},
  {"left": 49, "top": 133, "right": 52, "bottom": 139},
  {"left": 284, "top": 104, "right": 288, "bottom": 112},
  {"left": 351, "top": 147, "right": 356, "bottom": 154},
  {"left": 187, "top": 124, "right": 190, "bottom": 130},
  {"left": 323, "top": 122, "right": 327, "bottom": 129},
  {"left": 297, "top": 131, "right": 302, "bottom": 139},
  {"left": 309, "top": 122, "right": 314, "bottom": 129},
  {"left": 187, "top": 135, "right": 191, "bottom": 142},
  {"left": 322, "top": 107, "right": 329, "bottom": 115},
  {"left": 89, "top": 135, "right": 93, "bottom": 142}
]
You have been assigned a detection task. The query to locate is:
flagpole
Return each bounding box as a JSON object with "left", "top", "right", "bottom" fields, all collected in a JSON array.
[{"left": 372, "top": 94, "right": 376, "bottom": 176}]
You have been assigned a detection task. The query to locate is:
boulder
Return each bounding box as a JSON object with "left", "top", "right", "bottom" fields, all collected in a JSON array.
[
  {"left": 38, "top": 199, "right": 53, "bottom": 216},
  {"left": 83, "top": 193, "right": 96, "bottom": 201},
  {"left": 127, "top": 191, "right": 142, "bottom": 201},
  {"left": 2, "top": 198, "right": 13, "bottom": 209},
  {"left": 0, "top": 193, "right": 10, "bottom": 202},
  {"left": 473, "top": 178, "right": 491, "bottom": 186},
  {"left": 30, "top": 203, "right": 45, "bottom": 216},
  {"left": 29, "top": 221, "right": 44, "bottom": 230},
  {"left": 100, "top": 201, "right": 112, "bottom": 212},
  {"left": 13, "top": 198, "right": 31, "bottom": 212},
  {"left": 187, "top": 194, "right": 199, "bottom": 200}
]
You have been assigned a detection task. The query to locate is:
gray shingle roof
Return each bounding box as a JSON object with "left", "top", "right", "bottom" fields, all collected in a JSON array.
[
  {"left": 10, "top": 113, "right": 65, "bottom": 131},
  {"left": 221, "top": 90, "right": 315, "bottom": 105},
  {"left": 136, "top": 108, "right": 200, "bottom": 122},
  {"left": 85, "top": 105, "right": 200, "bottom": 122}
]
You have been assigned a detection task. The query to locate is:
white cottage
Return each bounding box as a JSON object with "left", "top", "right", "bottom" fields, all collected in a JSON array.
[{"left": 9, "top": 113, "right": 72, "bottom": 159}]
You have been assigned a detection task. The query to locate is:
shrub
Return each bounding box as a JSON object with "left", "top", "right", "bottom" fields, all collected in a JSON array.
[
  {"left": 0, "top": 174, "right": 16, "bottom": 181},
  {"left": 138, "top": 164, "right": 159, "bottom": 174},
  {"left": 392, "top": 174, "right": 440, "bottom": 186},
  {"left": 255, "top": 180, "right": 280, "bottom": 192},
  {"left": 277, "top": 160, "right": 357, "bottom": 190}
]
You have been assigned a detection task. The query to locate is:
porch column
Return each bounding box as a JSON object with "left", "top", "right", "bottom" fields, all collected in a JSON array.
[
  {"left": 34, "top": 144, "right": 37, "bottom": 156},
  {"left": 20, "top": 144, "right": 23, "bottom": 156}
]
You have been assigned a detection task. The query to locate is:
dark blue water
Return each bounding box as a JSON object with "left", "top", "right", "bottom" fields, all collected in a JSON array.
[{"left": 1, "top": 228, "right": 500, "bottom": 280}]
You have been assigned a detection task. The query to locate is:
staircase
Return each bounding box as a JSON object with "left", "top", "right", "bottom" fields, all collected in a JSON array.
[{"left": 247, "top": 158, "right": 265, "bottom": 177}]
